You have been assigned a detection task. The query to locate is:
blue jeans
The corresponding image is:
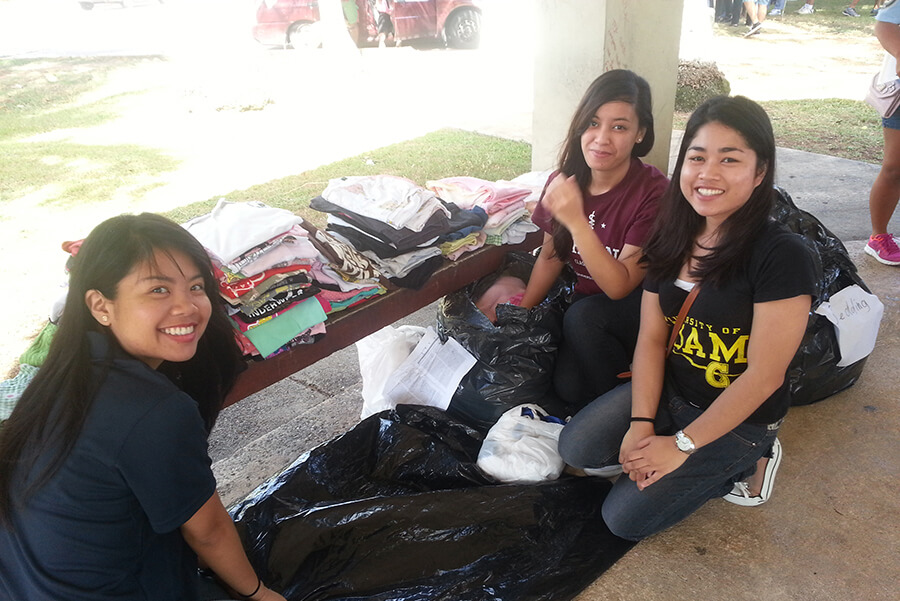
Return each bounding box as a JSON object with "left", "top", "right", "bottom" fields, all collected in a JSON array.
[
  {"left": 558, "top": 382, "right": 779, "bottom": 541},
  {"left": 883, "top": 109, "right": 900, "bottom": 129}
]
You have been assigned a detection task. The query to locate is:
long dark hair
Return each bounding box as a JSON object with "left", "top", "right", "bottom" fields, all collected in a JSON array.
[
  {"left": 552, "top": 69, "right": 655, "bottom": 260},
  {"left": 643, "top": 95, "right": 776, "bottom": 285},
  {"left": 0, "top": 213, "right": 244, "bottom": 524}
]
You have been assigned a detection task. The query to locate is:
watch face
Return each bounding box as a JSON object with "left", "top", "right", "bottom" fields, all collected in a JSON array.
[{"left": 675, "top": 431, "right": 694, "bottom": 453}]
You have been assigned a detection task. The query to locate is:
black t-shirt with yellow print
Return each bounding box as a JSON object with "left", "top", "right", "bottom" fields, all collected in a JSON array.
[{"left": 645, "top": 220, "right": 818, "bottom": 424}]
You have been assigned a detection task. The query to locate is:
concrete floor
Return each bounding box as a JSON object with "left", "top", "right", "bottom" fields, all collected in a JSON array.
[{"left": 209, "top": 141, "right": 900, "bottom": 601}]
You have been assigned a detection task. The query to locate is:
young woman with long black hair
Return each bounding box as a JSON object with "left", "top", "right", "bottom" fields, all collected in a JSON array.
[
  {"left": 521, "top": 69, "right": 669, "bottom": 413},
  {"left": 0, "top": 214, "right": 286, "bottom": 600}
]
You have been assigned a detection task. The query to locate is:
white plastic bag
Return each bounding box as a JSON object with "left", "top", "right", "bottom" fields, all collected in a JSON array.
[
  {"left": 813, "top": 285, "right": 884, "bottom": 367},
  {"left": 476, "top": 404, "right": 565, "bottom": 484},
  {"left": 356, "top": 325, "right": 425, "bottom": 419}
]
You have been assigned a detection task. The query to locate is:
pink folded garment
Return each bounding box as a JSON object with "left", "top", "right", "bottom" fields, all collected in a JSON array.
[{"left": 427, "top": 177, "right": 531, "bottom": 213}]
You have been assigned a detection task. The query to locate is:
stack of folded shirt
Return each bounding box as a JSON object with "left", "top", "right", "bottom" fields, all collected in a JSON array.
[
  {"left": 183, "top": 200, "right": 328, "bottom": 359},
  {"left": 310, "top": 175, "right": 490, "bottom": 288},
  {"left": 425, "top": 176, "right": 539, "bottom": 246},
  {"left": 299, "top": 222, "right": 388, "bottom": 315}
]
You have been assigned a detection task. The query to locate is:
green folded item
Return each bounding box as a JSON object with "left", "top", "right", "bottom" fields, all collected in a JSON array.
[
  {"left": 241, "top": 298, "right": 328, "bottom": 358},
  {"left": 20, "top": 322, "right": 57, "bottom": 367}
]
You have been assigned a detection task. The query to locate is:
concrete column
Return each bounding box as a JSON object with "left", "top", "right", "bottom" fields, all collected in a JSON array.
[{"left": 532, "top": 0, "right": 684, "bottom": 174}]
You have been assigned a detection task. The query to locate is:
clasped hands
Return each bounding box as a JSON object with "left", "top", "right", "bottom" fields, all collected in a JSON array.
[{"left": 619, "top": 424, "right": 688, "bottom": 491}]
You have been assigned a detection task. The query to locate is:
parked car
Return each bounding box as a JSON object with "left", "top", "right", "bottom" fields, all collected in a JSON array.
[{"left": 253, "top": 0, "right": 481, "bottom": 50}]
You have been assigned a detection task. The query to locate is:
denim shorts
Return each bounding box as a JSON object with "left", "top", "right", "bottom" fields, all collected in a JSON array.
[{"left": 883, "top": 109, "right": 900, "bottom": 130}]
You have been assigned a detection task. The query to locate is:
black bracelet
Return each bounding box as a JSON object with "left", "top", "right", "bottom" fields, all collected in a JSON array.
[
  {"left": 237, "top": 576, "right": 262, "bottom": 599},
  {"left": 630, "top": 416, "right": 655, "bottom": 423}
]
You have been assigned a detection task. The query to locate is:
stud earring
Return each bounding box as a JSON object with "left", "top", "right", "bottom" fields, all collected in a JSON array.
[{"left": 101, "top": 315, "right": 108, "bottom": 323}]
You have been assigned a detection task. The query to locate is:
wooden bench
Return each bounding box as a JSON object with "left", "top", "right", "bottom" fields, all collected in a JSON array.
[{"left": 223, "top": 230, "right": 543, "bottom": 407}]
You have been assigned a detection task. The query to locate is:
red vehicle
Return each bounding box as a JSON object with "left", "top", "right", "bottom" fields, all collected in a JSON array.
[{"left": 253, "top": 0, "right": 481, "bottom": 50}]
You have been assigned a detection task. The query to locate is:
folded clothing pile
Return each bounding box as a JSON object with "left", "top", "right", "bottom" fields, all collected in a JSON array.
[
  {"left": 426, "top": 175, "right": 540, "bottom": 246},
  {"left": 311, "top": 175, "right": 539, "bottom": 288},
  {"left": 184, "top": 200, "right": 386, "bottom": 359}
]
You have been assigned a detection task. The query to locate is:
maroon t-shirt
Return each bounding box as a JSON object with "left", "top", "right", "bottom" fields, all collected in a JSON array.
[{"left": 531, "top": 158, "right": 668, "bottom": 296}]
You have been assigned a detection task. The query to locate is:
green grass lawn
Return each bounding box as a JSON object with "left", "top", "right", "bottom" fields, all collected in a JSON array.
[{"left": 0, "top": 57, "right": 179, "bottom": 208}]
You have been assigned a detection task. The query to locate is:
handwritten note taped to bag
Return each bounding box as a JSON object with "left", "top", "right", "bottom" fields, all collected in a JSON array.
[{"left": 814, "top": 285, "right": 884, "bottom": 367}]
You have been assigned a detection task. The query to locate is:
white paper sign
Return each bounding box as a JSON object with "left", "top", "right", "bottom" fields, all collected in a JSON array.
[
  {"left": 381, "top": 327, "right": 477, "bottom": 413},
  {"left": 813, "top": 285, "right": 884, "bottom": 367}
]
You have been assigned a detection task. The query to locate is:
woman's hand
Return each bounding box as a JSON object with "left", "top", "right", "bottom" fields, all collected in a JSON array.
[
  {"left": 621, "top": 435, "right": 687, "bottom": 490},
  {"left": 541, "top": 173, "right": 586, "bottom": 231},
  {"left": 619, "top": 422, "right": 654, "bottom": 463},
  {"left": 255, "top": 585, "right": 287, "bottom": 601}
]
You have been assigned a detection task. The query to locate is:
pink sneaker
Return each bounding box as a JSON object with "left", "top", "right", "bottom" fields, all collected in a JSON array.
[{"left": 865, "top": 233, "right": 900, "bottom": 265}]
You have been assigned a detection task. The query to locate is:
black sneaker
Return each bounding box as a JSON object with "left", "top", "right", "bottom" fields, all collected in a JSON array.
[
  {"left": 843, "top": 6, "right": 861, "bottom": 16},
  {"left": 744, "top": 22, "right": 762, "bottom": 37}
]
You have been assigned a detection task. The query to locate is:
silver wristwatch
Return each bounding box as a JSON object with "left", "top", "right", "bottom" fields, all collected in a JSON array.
[{"left": 674, "top": 430, "right": 696, "bottom": 455}]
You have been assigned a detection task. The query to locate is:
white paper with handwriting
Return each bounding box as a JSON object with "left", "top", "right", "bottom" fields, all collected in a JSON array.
[{"left": 814, "top": 285, "right": 884, "bottom": 367}]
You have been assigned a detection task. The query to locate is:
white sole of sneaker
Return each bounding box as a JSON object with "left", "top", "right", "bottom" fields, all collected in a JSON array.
[
  {"left": 583, "top": 464, "right": 624, "bottom": 478},
  {"left": 758, "top": 438, "right": 783, "bottom": 502},
  {"left": 865, "top": 243, "right": 900, "bottom": 265},
  {"left": 723, "top": 438, "right": 782, "bottom": 507}
]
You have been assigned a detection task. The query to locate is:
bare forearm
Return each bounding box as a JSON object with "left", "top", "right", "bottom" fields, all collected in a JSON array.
[
  {"left": 680, "top": 369, "right": 783, "bottom": 448},
  {"left": 521, "top": 240, "right": 564, "bottom": 308},
  {"left": 568, "top": 220, "right": 640, "bottom": 299},
  {"left": 187, "top": 520, "right": 259, "bottom": 595},
  {"left": 182, "top": 494, "right": 285, "bottom": 601}
]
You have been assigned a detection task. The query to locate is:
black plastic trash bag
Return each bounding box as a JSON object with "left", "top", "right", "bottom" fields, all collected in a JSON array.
[
  {"left": 772, "top": 186, "right": 871, "bottom": 405},
  {"left": 230, "top": 406, "right": 634, "bottom": 601},
  {"left": 436, "top": 252, "right": 573, "bottom": 430}
]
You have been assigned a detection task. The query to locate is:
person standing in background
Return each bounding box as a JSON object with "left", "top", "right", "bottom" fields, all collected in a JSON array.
[
  {"left": 866, "top": 0, "right": 900, "bottom": 265},
  {"left": 743, "top": 0, "right": 769, "bottom": 35}
]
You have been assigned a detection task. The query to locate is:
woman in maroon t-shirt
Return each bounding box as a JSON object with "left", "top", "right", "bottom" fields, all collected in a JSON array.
[{"left": 521, "top": 69, "right": 669, "bottom": 413}]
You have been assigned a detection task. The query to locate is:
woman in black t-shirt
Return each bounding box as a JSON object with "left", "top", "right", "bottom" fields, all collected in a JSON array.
[{"left": 558, "top": 96, "right": 817, "bottom": 540}]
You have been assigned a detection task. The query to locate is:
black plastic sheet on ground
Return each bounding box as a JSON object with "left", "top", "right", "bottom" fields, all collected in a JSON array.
[
  {"left": 230, "top": 406, "right": 634, "bottom": 601},
  {"left": 771, "top": 186, "right": 871, "bottom": 405}
]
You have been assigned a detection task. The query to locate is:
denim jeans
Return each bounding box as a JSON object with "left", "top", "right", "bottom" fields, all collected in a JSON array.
[{"left": 558, "top": 382, "right": 779, "bottom": 541}]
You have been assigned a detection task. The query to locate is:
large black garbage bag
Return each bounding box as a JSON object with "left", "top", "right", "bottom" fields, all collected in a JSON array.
[
  {"left": 436, "top": 252, "right": 573, "bottom": 430},
  {"left": 772, "top": 186, "right": 871, "bottom": 405},
  {"left": 230, "top": 406, "right": 634, "bottom": 601}
]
